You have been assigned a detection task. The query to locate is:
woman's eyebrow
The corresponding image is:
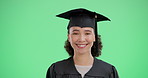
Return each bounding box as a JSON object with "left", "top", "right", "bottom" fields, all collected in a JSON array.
[
  {"left": 72, "top": 29, "right": 79, "bottom": 32},
  {"left": 84, "top": 30, "right": 92, "bottom": 32}
]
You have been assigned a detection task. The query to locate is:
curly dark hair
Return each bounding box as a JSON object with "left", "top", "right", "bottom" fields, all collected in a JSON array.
[{"left": 64, "top": 35, "right": 103, "bottom": 57}]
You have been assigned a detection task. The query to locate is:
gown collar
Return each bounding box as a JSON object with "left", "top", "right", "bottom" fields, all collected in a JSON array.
[{"left": 64, "top": 57, "right": 105, "bottom": 76}]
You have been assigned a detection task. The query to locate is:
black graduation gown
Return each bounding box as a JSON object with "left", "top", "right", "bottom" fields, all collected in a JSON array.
[{"left": 46, "top": 57, "right": 119, "bottom": 78}]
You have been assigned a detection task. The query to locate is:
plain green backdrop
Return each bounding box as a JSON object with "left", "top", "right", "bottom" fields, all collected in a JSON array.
[{"left": 0, "top": 0, "right": 148, "bottom": 78}]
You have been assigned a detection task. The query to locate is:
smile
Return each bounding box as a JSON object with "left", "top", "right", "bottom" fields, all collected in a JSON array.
[{"left": 76, "top": 44, "right": 88, "bottom": 48}]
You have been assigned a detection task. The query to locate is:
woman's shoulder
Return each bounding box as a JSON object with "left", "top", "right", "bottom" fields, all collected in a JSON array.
[
  {"left": 53, "top": 57, "right": 72, "bottom": 65},
  {"left": 94, "top": 58, "right": 115, "bottom": 68},
  {"left": 93, "top": 58, "right": 118, "bottom": 74},
  {"left": 95, "top": 58, "right": 119, "bottom": 77},
  {"left": 48, "top": 57, "right": 72, "bottom": 73},
  {"left": 49, "top": 57, "right": 72, "bottom": 68}
]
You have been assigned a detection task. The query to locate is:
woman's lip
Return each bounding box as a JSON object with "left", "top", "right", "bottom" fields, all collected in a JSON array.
[
  {"left": 76, "top": 44, "right": 87, "bottom": 45},
  {"left": 76, "top": 44, "right": 88, "bottom": 48}
]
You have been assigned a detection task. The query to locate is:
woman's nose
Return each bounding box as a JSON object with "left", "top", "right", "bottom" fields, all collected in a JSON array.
[{"left": 78, "top": 34, "right": 86, "bottom": 42}]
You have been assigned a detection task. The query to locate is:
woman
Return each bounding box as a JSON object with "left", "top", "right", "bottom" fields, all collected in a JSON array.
[{"left": 46, "top": 8, "right": 119, "bottom": 78}]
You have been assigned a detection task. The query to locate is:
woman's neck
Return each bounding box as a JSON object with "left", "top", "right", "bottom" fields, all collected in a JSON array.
[{"left": 73, "top": 53, "right": 94, "bottom": 66}]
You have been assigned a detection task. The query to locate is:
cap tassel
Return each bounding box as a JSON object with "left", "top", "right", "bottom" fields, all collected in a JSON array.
[{"left": 95, "top": 14, "right": 99, "bottom": 53}]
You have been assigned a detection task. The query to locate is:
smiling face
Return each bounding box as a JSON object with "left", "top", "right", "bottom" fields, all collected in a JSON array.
[{"left": 68, "top": 26, "right": 95, "bottom": 55}]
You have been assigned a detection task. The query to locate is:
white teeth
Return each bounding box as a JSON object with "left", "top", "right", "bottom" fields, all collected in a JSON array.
[{"left": 77, "top": 45, "right": 86, "bottom": 47}]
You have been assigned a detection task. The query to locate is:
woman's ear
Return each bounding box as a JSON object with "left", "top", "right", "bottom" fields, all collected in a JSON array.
[
  {"left": 94, "top": 39, "right": 96, "bottom": 42},
  {"left": 67, "top": 34, "right": 70, "bottom": 42},
  {"left": 93, "top": 35, "right": 96, "bottom": 42}
]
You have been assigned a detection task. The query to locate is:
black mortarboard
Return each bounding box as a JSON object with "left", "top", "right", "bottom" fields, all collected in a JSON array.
[{"left": 56, "top": 8, "right": 111, "bottom": 53}]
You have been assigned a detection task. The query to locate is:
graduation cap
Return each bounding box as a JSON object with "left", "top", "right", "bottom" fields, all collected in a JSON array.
[{"left": 56, "top": 8, "right": 111, "bottom": 53}]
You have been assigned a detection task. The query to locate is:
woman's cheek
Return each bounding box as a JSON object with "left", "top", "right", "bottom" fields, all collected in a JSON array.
[
  {"left": 72, "top": 35, "right": 79, "bottom": 40},
  {"left": 88, "top": 37, "right": 95, "bottom": 42}
]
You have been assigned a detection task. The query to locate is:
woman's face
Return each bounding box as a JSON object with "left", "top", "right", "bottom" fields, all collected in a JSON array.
[{"left": 68, "top": 26, "right": 95, "bottom": 54}]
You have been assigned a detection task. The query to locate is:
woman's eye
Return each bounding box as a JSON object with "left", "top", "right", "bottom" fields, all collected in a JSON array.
[
  {"left": 72, "top": 33, "right": 79, "bottom": 35},
  {"left": 85, "top": 33, "right": 91, "bottom": 35}
]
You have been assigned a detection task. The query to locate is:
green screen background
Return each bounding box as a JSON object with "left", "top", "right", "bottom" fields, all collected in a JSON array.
[{"left": 0, "top": 0, "right": 148, "bottom": 78}]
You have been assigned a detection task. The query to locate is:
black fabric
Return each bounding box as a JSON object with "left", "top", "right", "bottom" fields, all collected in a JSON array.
[
  {"left": 68, "top": 14, "right": 96, "bottom": 29},
  {"left": 46, "top": 57, "right": 119, "bottom": 78},
  {"left": 56, "top": 8, "right": 111, "bottom": 30}
]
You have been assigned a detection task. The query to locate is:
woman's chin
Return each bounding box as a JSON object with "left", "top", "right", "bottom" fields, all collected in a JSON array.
[{"left": 75, "top": 49, "right": 90, "bottom": 55}]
